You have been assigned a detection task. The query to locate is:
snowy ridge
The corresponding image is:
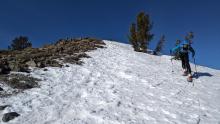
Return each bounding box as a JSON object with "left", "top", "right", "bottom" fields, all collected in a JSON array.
[{"left": 0, "top": 40, "right": 220, "bottom": 124}]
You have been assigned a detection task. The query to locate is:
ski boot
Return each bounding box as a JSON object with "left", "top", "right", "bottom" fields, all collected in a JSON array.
[
  {"left": 182, "top": 69, "right": 188, "bottom": 76},
  {"left": 187, "top": 74, "right": 193, "bottom": 82}
]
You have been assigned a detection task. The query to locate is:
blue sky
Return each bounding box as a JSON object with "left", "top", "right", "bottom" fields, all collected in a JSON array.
[{"left": 0, "top": 0, "right": 220, "bottom": 69}]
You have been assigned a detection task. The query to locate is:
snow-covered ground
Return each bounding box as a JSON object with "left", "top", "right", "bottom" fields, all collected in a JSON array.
[{"left": 0, "top": 40, "right": 220, "bottom": 124}]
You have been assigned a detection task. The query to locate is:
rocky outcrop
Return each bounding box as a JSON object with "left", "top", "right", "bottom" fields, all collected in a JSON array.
[
  {"left": 63, "top": 53, "right": 90, "bottom": 65},
  {"left": 0, "top": 37, "right": 105, "bottom": 74},
  {"left": 0, "top": 105, "right": 9, "bottom": 111},
  {"left": 0, "top": 59, "right": 11, "bottom": 74},
  {"left": 0, "top": 73, "right": 40, "bottom": 98},
  {"left": 3, "top": 74, "right": 40, "bottom": 90},
  {"left": 2, "top": 112, "right": 20, "bottom": 122}
]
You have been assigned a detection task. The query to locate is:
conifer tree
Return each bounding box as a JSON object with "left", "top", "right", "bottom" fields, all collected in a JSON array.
[
  {"left": 9, "top": 36, "right": 32, "bottom": 50},
  {"left": 128, "top": 12, "right": 154, "bottom": 53},
  {"left": 136, "top": 12, "right": 154, "bottom": 52},
  {"left": 185, "top": 31, "right": 194, "bottom": 43},
  {"left": 128, "top": 23, "right": 139, "bottom": 51},
  {"left": 154, "top": 35, "right": 165, "bottom": 55}
]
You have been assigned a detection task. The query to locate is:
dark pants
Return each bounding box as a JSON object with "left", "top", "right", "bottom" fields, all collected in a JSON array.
[{"left": 180, "top": 52, "right": 191, "bottom": 74}]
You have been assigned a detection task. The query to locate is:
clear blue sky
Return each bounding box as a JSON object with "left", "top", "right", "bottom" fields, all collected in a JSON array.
[{"left": 0, "top": 0, "right": 220, "bottom": 69}]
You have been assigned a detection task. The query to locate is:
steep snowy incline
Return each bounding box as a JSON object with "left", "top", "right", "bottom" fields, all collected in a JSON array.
[{"left": 1, "top": 40, "right": 220, "bottom": 124}]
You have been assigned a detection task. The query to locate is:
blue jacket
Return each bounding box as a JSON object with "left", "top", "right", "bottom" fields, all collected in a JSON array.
[{"left": 171, "top": 41, "right": 195, "bottom": 57}]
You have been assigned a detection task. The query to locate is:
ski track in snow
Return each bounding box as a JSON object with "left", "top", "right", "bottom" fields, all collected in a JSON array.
[{"left": 0, "top": 40, "right": 220, "bottom": 124}]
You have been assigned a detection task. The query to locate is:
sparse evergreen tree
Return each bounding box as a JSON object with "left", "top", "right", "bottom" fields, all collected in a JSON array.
[
  {"left": 154, "top": 35, "right": 165, "bottom": 55},
  {"left": 9, "top": 36, "right": 32, "bottom": 50},
  {"left": 185, "top": 31, "right": 194, "bottom": 43},
  {"left": 128, "top": 23, "right": 139, "bottom": 51},
  {"left": 136, "top": 12, "right": 154, "bottom": 52}
]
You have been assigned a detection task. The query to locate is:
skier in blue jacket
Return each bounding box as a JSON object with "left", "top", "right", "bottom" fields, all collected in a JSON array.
[{"left": 171, "top": 40, "right": 195, "bottom": 81}]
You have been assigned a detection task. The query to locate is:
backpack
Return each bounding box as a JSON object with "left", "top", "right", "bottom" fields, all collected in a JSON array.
[{"left": 180, "top": 40, "right": 191, "bottom": 53}]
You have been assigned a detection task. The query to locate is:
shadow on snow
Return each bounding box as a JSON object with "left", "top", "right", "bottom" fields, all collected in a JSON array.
[{"left": 193, "top": 72, "right": 213, "bottom": 79}]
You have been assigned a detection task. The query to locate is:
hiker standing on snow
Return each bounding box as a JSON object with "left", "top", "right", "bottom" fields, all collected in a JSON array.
[{"left": 171, "top": 40, "right": 195, "bottom": 81}]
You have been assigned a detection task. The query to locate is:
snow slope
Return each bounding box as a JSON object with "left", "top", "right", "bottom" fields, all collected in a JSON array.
[{"left": 0, "top": 40, "right": 220, "bottom": 124}]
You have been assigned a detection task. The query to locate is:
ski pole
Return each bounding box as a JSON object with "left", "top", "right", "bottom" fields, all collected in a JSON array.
[
  {"left": 193, "top": 57, "right": 198, "bottom": 77},
  {"left": 170, "top": 50, "right": 174, "bottom": 73},
  {"left": 171, "top": 58, "right": 174, "bottom": 73}
]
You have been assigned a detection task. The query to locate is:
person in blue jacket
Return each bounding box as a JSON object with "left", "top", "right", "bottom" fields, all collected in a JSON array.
[{"left": 171, "top": 40, "right": 195, "bottom": 78}]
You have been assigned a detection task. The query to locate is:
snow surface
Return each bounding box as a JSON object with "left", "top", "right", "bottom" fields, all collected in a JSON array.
[{"left": 0, "top": 40, "right": 220, "bottom": 124}]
